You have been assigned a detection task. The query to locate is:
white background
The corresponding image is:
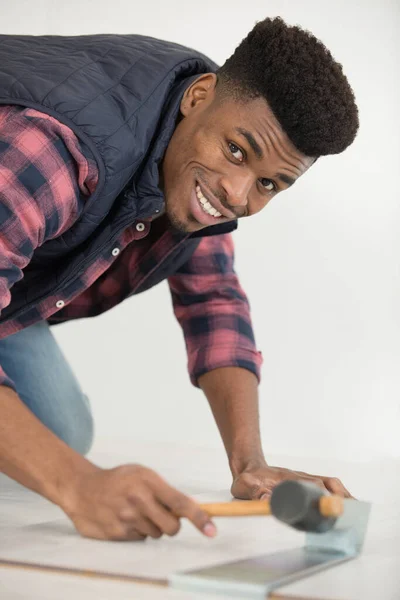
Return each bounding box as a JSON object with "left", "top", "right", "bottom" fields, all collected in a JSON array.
[{"left": 1, "top": 0, "right": 399, "bottom": 463}]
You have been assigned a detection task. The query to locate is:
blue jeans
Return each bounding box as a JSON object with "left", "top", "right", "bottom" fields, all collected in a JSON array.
[{"left": 0, "top": 321, "right": 94, "bottom": 455}]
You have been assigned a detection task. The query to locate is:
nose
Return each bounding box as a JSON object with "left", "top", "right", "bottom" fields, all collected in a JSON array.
[{"left": 220, "top": 172, "right": 253, "bottom": 210}]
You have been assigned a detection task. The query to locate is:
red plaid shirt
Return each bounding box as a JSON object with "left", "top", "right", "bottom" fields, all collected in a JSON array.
[{"left": 0, "top": 105, "right": 262, "bottom": 389}]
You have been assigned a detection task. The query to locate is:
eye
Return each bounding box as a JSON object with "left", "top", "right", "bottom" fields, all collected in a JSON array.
[
  {"left": 228, "top": 142, "right": 244, "bottom": 162},
  {"left": 260, "top": 178, "right": 276, "bottom": 192}
]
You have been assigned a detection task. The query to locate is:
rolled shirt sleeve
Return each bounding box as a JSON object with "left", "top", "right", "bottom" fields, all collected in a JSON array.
[
  {"left": 168, "top": 232, "right": 263, "bottom": 387},
  {"left": 0, "top": 105, "right": 96, "bottom": 389}
]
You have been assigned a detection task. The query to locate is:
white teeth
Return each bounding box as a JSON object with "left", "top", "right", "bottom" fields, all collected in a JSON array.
[{"left": 195, "top": 185, "right": 222, "bottom": 218}]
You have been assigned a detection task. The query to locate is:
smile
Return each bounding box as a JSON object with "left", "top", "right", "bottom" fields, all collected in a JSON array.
[{"left": 195, "top": 184, "right": 222, "bottom": 218}]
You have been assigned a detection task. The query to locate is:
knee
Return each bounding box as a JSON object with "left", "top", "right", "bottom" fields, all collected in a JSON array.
[
  {"left": 18, "top": 384, "right": 95, "bottom": 456},
  {"left": 59, "top": 395, "right": 95, "bottom": 456}
]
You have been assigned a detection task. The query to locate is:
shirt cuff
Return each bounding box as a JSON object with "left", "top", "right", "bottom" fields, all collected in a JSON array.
[{"left": 189, "top": 346, "right": 263, "bottom": 388}]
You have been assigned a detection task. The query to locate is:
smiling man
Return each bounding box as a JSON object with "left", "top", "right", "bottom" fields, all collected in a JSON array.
[
  {"left": 0, "top": 18, "right": 358, "bottom": 541},
  {"left": 162, "top": 90, "right": 315, "bottom": 231}
]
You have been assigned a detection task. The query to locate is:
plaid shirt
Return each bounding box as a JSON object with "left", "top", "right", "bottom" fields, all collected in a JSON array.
[{"left": 0, "top": 105, "right": 262, "bottom": 390}]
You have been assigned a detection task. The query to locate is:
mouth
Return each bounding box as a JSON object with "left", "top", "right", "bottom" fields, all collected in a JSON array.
[
  {"left": 188, "top": 180, "right": 236, "bottom": 229},
  {"left": 196, "top": 184, "right": 223, "bottom": 218},
  {"left": 195, "top": 181, "right": 236, "bottom": 218}
]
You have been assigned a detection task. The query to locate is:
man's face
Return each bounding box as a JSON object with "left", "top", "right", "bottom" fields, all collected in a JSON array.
[{"left": 160, "top": 74, "right": 315, "bottom": 233}]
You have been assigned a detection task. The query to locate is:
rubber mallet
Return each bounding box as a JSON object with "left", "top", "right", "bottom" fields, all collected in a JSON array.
[{"left": 199, "top": 480, "right": 345, "bottom": 533}]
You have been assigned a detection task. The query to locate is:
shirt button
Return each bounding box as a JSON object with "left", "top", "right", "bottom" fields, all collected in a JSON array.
[
  {"left": 56, "top": 300, "right": 65, "bottom": 308},
  {"left": 111, "top": 247, "right": 120, "bottom": 256},
  {"left": 136, "top": 222, "right": 145, "bottom": 232}
]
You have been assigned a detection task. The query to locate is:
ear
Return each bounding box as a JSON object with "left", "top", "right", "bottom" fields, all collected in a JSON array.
[{"left": 180, "top": 73, "right": 217, "bottom": 116}]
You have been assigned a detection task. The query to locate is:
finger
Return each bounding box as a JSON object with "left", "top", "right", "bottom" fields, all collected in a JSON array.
[
  {"left": 310, "top": 474, "right": 354, "bottom": 499},
  {"left": 121, "top": 529, "right": 148, "bottom": 542},
  {"left": 79, "top": 523, "right": 147, "bottom": 542},
  {"left": 105, "top": 522, "right": 147, "bottom": 542},
  {"left": 260, "top": 491, "right": 272, "bottom": 500},
  {"left": 129, "top": 517, "right": 163, "bottom": 539},
  {"left": 323, "top": 477, "right": 351, "bottom": 498},
  {"left": 276, "top": 470, "right": 335, "bottom": 493},
  {"left": 292, "top": 469, "right": 327, "bottom": 480},
  {"left": 232, "top": 472, "right": 274, "bottom": 500},
  {"left": 334, "top": 480, "right": 355, "bottom": 499},
  {"left": 128, "top": 490, "right": 183, "bottom": 537},
  {"left": 299, "top": 475, "right": 327, "bottom": 491},
  {"left": 119, "top": 507, "right": 163, "bottom": 539},
  {"left": 120, "top": 511, "right": 163, "bottom": 540},
  {"left": 155, "top": 484, "right": 217, "bottom": 538},
  {"left": 246, "top": 472, "right": 322, "bottom": 500},
  {"left": 291, "top": 470, "right": 353, "bottom": 498},
  {"left": 262, "top": 472, "right": 326, "bottom": 495},
  {"left": 256, "top": 484, "right": 274, "bottom": 500},
  {"left": 249, "top": 480, "right": 274, "bottom": 500}
]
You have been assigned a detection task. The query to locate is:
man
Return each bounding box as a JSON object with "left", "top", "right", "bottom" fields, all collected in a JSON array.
[{"left": 0, "top": 17, "right": 358, "bottom": 541}]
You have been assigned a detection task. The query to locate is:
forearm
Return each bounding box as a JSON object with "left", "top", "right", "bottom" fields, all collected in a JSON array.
[
  {"left": 0, "top": 385, "right": 95, "bottom": 510},
  {"left": 198, "top": 367, "right": 267, "bottom": 476}
]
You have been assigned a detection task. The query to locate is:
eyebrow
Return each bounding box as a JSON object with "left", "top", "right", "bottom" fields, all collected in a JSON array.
[
  {"left": 235, "top": 127, "right": 264, "bottom": 159},
  {"left": 277, "top": 173, "right": 296, "bottom": 187},
  {"left": 234, "top": 127, "right": 297, "bottom": 188}
]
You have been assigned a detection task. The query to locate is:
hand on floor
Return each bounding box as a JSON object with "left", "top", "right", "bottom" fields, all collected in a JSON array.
[{"left": 231, "top": 462, "right": 353, "bottom": 500}]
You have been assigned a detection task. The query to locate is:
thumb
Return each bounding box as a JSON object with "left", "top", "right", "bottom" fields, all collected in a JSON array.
[
  {"left": 231, "top": 472, "right": 259, "bottom": 499},
  {"left": 259, "top": 492, "right": 271, "bottom": 501},
  {"left": 232, "top": 471, "right": 273, "bottom": 501}
]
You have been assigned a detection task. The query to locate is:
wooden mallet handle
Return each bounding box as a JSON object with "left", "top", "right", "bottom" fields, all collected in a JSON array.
[
  {"left": 199, "top": 495, "right": 343, "bottom": 518},
  {"left": 199, "top": 500, "right": 271, "bottom": 517}
]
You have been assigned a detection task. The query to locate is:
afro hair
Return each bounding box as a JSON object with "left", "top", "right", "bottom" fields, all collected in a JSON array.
[{"left": 217, "top": 17, "right": 359, "bottom": 157}]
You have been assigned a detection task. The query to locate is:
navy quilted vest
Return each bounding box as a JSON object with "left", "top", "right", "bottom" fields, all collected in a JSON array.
[{"left": 0, "top": 34, "right": 237, "bottom": 321}]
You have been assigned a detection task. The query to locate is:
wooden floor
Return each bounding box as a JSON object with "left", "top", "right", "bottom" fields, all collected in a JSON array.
[{"left": 1, "top": 439, "right": 399, "bottom": 599}]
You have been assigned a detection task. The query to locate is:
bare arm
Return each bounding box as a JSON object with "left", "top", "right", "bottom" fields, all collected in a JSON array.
[
  {"left": 198, "top": 367, "right": 266, "bottom": 476},
  {"left": 0, "top": 107, "right": 217, "bottom": 540},
  {"left": 0, "top": 385, "right": 94, "bottom": 506},
  {"left": 0, "top": 385, "right": 217, "bottom": 540},
  {"left": 199, "top": 367, "right": 353, "bottom": 500}
]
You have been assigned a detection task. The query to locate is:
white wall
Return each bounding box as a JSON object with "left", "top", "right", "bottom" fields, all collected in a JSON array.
[{"left": 2, "top": 0, "right": 399, "bottom": 461}]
